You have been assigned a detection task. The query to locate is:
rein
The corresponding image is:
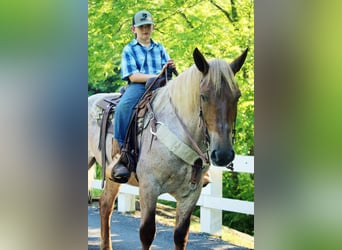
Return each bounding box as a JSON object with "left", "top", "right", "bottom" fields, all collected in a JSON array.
[
  {"left": 146, "top": 69, "right": 237, "bottom": 189},
  {"left": 149, "top": 96, "right": 209, "bottom": 190},
  {"left": 167, "top": 95, "right": 210, "bottom": 190}
]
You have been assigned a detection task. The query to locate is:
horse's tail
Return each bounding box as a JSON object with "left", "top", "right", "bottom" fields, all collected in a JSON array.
[{"left": 88, "top": 164, "right": 96, "bottom": 204}]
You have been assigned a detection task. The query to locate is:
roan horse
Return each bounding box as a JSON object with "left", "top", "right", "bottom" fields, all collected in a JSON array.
[{"left": 88, "top": 48, "right": 248, "bottom": 250}]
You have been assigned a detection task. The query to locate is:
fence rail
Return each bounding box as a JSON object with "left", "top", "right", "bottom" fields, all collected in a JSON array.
[{"left": 92, "top": 155, "right": 254, "bottom": 236}]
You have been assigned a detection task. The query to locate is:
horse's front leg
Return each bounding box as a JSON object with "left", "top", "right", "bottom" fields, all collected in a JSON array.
[
  {"left": 173, "top": 194, "right": 200, "bottom": 250},
  {"left": 173, "top": 208, "right": 192, "bottom": 249},
  {"left": 99, "top": 180, "right": 120, "bottom": 250},
  {"left": 139, "top": 184, "right": 159, "bottom": 250}
]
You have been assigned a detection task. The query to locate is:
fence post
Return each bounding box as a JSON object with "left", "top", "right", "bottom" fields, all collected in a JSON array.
[
  {"left": 200, "top": 168, "right": 222, "bottom": 236},
  {"left": 117, "top": 193, "right": 135, "bottom": 213}
]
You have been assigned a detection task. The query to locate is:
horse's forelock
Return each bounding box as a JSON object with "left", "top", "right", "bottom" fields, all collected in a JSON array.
[{"left": 207, "top": 59, "right": 239, "bottom": 97}]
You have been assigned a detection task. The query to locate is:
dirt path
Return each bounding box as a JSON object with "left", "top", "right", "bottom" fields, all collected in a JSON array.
[{"left": 88, "top": 203, "right": 251, "bottom": 250}]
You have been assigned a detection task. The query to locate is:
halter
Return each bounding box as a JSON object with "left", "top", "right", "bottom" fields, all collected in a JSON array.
[
  {"left": 164, "top": 63, "right": 240, "bottom": 169},
  {"left": 198, "top": 93, "right": 236, "bottom": 171},
  {"left": 149, "top": 68, "right": 237, "bottom": 174}
]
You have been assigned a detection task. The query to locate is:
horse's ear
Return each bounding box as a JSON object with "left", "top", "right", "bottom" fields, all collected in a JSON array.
[
  {"left": 230, "top": 48, "right": 249, "bottom": 75},
  {"left": 193, "top": 48, "right": 209, "bottom": 75}
]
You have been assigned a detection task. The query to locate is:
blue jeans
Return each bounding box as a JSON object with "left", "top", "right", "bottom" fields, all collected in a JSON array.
[{"left": 114, "top": 83, "right": 146, "bottom": 148}]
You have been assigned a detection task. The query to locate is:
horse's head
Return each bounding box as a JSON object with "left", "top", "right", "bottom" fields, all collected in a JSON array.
[{"left": 193, "top": 48, "right": 248, "bottom": 166}]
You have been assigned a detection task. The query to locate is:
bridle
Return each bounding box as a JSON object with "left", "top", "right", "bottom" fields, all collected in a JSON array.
[
  {"left": 170, "top": 85, "right": 237, "bottom": 171},
  {"left": 198, "top": 91, "right": 236, "bottom": 171},
  {"left": 154, "top": 66, "right": 237, "bottom": 170}
]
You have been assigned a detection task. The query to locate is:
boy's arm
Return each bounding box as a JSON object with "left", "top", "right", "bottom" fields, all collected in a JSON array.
[{"left": 128, "top": 72, "right": 158, "bottom": 83}]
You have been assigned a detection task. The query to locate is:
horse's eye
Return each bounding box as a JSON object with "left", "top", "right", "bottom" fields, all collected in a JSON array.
[{"left": 200, "top": 94, "right": 208, "bottom": 102}]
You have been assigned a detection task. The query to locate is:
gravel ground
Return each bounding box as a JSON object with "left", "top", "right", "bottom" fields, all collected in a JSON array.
[{"left": 88, "top": 203, "right": 251, "bottom": 250}]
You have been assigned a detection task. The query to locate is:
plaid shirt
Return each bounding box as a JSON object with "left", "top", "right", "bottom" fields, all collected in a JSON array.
[{"left": 121, "top": 39, "right": 170, "bottom": 82}]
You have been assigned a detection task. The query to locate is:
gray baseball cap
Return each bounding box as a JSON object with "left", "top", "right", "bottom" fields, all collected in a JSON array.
[{"left": 132, "top": 10, "right": 154, "bottom": 27}]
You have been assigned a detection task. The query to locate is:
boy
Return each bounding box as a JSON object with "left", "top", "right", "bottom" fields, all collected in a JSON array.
[{"left": 111, "top": 10, "right": 176, "bottom": 182}]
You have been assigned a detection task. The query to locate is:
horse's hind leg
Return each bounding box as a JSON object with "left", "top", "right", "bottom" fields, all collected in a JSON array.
[
  {"left": 99, "top": 180, "right": 120, "bottom": 250},
  {"left": 139, "top": 187, "right": 158, "bottom": 250}
]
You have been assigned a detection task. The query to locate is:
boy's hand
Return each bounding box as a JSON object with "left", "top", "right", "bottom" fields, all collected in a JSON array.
[
  {"left": 166, "top": 59, "right": 176, "bottom": 70},
  {"left": 162, "top": 60, "right": 177, "bottom": 75},
  {"left": 162, "top": 60, "right": 175, "bottom": 70}
]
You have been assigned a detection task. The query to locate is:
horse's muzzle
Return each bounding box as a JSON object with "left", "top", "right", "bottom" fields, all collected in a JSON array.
[{"left": 210, "top": 148, "right": 235, "bottom": 166}]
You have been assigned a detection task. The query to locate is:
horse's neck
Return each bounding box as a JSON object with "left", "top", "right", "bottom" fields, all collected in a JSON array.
[{"left": 153, "top": 73, "right": 206, "bottom": 147}]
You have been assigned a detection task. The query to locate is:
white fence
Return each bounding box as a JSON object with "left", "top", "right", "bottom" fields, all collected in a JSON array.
[{"left": 92, "top": 155, "right": 254, "bottom": 236}]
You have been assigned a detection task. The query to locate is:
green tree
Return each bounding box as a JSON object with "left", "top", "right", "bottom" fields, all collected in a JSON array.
[{"left": 88, "top": 0, "right": 254, "bottom": 235}]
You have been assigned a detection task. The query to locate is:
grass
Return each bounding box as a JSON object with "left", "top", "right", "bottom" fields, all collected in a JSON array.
[{"left": 91, "top": 188, "right": 103, "bottom": 199}]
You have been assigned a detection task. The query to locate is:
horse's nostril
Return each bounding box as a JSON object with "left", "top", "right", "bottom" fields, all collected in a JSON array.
[
  {"left": 231, "top": 150, "right": 235, "bottom": 161},
  {"left": 210, "top": 149, "right": 235, "bottom": 166},
  {"left": 210, "top": 150, "right": 217, "bottom": 162}
]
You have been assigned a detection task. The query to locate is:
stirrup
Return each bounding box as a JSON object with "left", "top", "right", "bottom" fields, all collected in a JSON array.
[
  {"left": 111, "top": 163, "right": 130, "bottom": 183},
  {"left": 106, "top": 154, "right": 130, "bottom": 183},
  {"left": 112, "top": 175, "right": 129, "bottom": 184}
]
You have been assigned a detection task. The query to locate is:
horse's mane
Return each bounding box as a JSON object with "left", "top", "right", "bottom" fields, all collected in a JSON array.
[
  {"left": 169, "top": 59, "right": 239, "bottom": 118},
  {"left": 169, "top": 64, "right": 201, "bottom": 118}
]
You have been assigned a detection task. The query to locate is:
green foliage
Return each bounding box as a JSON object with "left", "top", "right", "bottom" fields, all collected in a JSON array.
[
  {"left": 95, "top": 163, "right": 102, "bottom": 179},
  {"left": 88, "top": 0, "right": 254, "bottom": 153},
  {"left": 223, "top": 172, "right": 254, "bottom": 235},
  {"left": 91, "top": 188, "right": 103, "bottom": 199},
  {"left": 88, "top": 0, "right": 254, "bottom": 235},
  {"left": 224, "top": 211, "right": 254, "bottom": 235}
]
